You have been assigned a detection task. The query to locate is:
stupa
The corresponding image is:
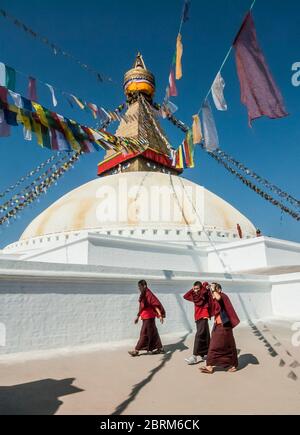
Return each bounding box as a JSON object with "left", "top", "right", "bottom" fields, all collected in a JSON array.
[{"left": 0, "top": 54, "right": 299, "bottom": 356}]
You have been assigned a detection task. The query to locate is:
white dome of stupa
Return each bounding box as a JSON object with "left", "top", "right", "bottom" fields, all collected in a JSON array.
[{"left": 15, "top": 171, "right": 255, "bottom": 246}]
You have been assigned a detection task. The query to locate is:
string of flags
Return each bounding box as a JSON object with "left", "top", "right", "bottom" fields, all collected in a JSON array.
[
  {"left": 151, "top": 102, "right": 300, "bottom": 220},
  {"left": 0, "top": 153, "right": 71, "bottom": 214},
  {"left": 0, "top": 152, "right": 65, "bottom": 199},
  {"left": 0, "top": 85, "right": 148, "bottom": 155},
  {"left": 0, "top": 60, "right": 121, "bottom": 123},
  {"left": 0, "top": 8, "right": 114, "bottom": 85},
  {"left": 164, "top": 0, "right": 191, "bottom": 103},
  {"left": 0, "top": 152, "right": 82, "bottom": 227},
  {"left": 206, "top": 146, "right": 300, "bottom": 221},
  {"left": 196, "top": 8, "right": 288, "bottom": 153},
  {"left": 214, "top": 149, "right": 300, "bottom": 210}
]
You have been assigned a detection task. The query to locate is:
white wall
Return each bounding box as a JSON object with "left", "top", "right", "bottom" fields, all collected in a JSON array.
[
  {"left": 21, "top": 234, "right": 208, "bottom": 273},
  {"left": 271, "top": 273, "right": 300, "bottom": 318},
  {"left": 0, "top": 259, "right": 272, "bottom": 355},
  {"left": 207, "top": 237, "right": 300, "bottom": 273}
]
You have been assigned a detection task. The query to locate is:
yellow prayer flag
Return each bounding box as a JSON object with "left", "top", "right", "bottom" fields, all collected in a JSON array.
[
  {"left": 176, "top": 33, "right": 183, "bottom": 80},
  {"left": 32, "top": 102, "right": 48, "bottom": 127},
  {"left": 176, "top": 145, "right": 184, "bottom": 169},
  {"left": 71, "top": 95, "right": 86, "bottom": 110},
  {"left": 192, "top": 114, "right": 203, "bottom": 144},
  {"left": 31, "top": 118, "right": 43, "bottom": 146}
]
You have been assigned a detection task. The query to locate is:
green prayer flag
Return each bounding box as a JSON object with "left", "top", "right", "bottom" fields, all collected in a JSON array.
[{"left": 5, "top": 65, "right": 16, "bottom": 91}]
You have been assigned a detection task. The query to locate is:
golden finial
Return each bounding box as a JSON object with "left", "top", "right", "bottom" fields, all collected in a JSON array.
[{"left": 124, "top": 53, "right": 155, "bottom": 102}]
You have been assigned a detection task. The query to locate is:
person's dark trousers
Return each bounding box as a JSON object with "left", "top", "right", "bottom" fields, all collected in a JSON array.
[{"left": 193, "top": 318, "right": 210, "bottom": 357}]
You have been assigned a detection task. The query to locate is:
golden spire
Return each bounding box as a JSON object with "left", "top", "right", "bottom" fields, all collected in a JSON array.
[{"left": 124, "top": 53, "right": 155, "bottom": 103}]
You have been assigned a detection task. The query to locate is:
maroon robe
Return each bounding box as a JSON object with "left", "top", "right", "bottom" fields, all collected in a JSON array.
[
  {"left": 135, "top": 288, "right": 165, "bottom": 352},
  {"left": 207, "top": 293, "right": 239, "bottom": 368},
  {"left": 211, "top": 293, "right": 240, "bottom": 329},
  {"left": 138, "top": 288, "right": 166, "bottom": 319}
]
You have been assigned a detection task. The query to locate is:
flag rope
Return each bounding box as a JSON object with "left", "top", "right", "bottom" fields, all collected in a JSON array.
[
  {"left": 0, "top": 8, "right": 115, "bottom": 86},
  {"left": 197, "top": 0, "right": 257, "bottom": 114}
]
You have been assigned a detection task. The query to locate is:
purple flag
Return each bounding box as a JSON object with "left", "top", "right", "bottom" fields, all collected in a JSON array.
[{"left": 233, "top": 13, "right": 288, "bottom": 126}]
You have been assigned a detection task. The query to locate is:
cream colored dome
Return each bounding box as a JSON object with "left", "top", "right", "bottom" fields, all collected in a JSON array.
[{"left": 19, "top": 172, "right": 256, "bottom": 241}]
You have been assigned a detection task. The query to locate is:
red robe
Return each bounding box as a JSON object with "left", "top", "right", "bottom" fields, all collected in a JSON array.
[
  {"left": 138, "top": 288, "right": 166, "bottom": 319},
  {"left": 183, "top": 282, "right": 213, "bottom": 320},
  {"left": 211, "top": 293, "right": 240, "bottom": 329}
]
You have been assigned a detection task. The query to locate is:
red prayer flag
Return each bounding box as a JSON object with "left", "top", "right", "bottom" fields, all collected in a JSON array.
[
  {"left": 168, "top": 69, "right": 178, "bottom": 97},
  {"left": 28, "top": 77, "right": 38, "bottom": 101},
  {"left": 233, "top": 12, "right": 288, "bottom": 126}
]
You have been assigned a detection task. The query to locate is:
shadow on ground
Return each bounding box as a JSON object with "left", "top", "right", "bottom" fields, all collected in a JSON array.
[
  {"left": 0, "top": 378, "right": 83, "bottom": 415},
  {"left": 112, "top": 334, "right": 189, "bottom": 415},
  {"left": 238, "top": 353, "right": 259, "bottom": 370}
]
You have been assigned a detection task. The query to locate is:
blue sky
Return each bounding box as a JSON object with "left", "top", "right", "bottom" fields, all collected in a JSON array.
[{"left": 0, "top": 0, "right": 299, "bottom": 248}]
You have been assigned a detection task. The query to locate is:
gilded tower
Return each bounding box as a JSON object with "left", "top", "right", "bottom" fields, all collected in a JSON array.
[{"left": 97, "top": 54, "right": 182, "bottom": 176}]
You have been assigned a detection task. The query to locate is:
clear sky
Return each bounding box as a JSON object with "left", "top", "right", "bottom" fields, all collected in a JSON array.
[{"left": 0, "top": 0, "right": 299, "bottom": 248}]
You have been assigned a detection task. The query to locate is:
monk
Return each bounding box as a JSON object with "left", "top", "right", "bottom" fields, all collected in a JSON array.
[
  {"left": 183, "top": 281, "right": 212, "bottom": 365},
  {"left": 128, "top": 280, "right": 166, "bottom": 357},
  {"left": 200, "top": 283, "right": 240, "bottom": 374}
]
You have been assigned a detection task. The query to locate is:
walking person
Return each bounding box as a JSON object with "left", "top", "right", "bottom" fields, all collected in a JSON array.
[
  {"left": 200, "top": 283, "right": 240, "bottom": 374},
  {"left": 183, "top": 281, "right": 212, "bottom": 365},
  {"left": 128, "top": 280, "right": 165, "bottom": 357}
]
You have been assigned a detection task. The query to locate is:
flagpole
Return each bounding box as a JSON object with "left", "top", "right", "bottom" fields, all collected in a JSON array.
[{"left": 197, "top": 0, "right": 257, "bottom": 115}]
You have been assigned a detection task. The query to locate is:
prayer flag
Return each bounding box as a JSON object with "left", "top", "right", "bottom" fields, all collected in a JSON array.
[
  {"left": 0, "top": 63, "right": 5, "bottom": 86},
  {"left": 176, "top": 33, "right": 183, "bottom": 80},
  {"left": 202, "top": 100, "right": 219, "bottom": 151},
  {"left": 28, "top": 77, "right": 38, "bottom": 101},
  {"left": 46, "top": 84, "right": 58, "bottom": 107},
  {"left": 175, "top": 144, "right": 184, "bottom": 169},
  {"left": 192, "top": 114, "right": 202, "bottom": 144},
  {"left": 211, "top": 72, "right": 227, "bottom": 111},
  {"left": 5, "top": 65, "right": 16, "bottom": 91},
  {"left": 71, "top": 95, "right": 85, "bottom": 110},
  {"left": 8, "top": 90, "right": 23, "bottom": 108},
  {"left": 233, "top": 13, "right": 288, "bottom": 125},
  {"left": 169, "top": 69, "right": 178, "bottom": 97}
]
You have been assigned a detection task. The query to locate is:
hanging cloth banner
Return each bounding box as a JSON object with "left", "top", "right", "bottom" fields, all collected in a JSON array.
[
  {"left": 192, "top": 114, "right": 202, "bottom": 144},
  {"left": 176, "top": 33, "right": 183, "bottom": 80},
  {"left": 183, "top": 129, "right": 195, "bottom": 168},
  {"left": 211, "top": 72, "right": 227, "bottom": 111},
  {"left": 175, "top": 144, "right": 184, "bottom": 169},
  {"left": 28, "top": 77, "right": 38, "bottom": 101},
  {"left": 202, "top": 100, "right": 219, "bottom": 152},
  {"left": 5, "top": 65, "right": 16, "bottom": 92},
  {"left": 8, "top": 90, "right": 23, "bottom": 108},
  {"left": 169, "top": 69, "right": 178, "bottom": 97},
  {"left": 46, "top": 84, "right": 58, "bottom": 107},
  {"left": 233, "top": 12, "right": 288, "bottom": 125},
  {"left": 0, "top": 63, "right": 5, "bottom": 87},
  {"left": 71, "top": 94, "right": 86, "bottom": 110},
  {"left": 0, "top": 63, "right": 16, "bottom": 91}
]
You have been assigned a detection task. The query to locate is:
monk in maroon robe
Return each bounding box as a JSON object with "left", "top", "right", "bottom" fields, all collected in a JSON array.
[
  {"left": 128, "top": 280, "right": 166, "bottom": 357},
  {"left": 200, "top": 283, "right": 240, "bottom": 374},
  {"left": 183, "top": 281, "right": 212, "bottom": 365}
]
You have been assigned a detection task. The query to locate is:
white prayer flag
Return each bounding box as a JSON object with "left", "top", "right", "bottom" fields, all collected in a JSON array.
[
  {"left": 202, "top": 100, "right": 219, "bottom": 151},
  {"left": 46, "top": 83, "right": 58, "bottom": 107},
  {"left": 211, "top": 72, "right": 227, "bottom": 111}
]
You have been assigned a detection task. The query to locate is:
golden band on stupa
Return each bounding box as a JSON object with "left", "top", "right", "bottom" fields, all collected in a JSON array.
[{"left": 123, "top": 53, "right": 155, "bottom": 99}]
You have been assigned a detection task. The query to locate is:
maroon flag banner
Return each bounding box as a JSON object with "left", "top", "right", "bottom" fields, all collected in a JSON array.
[{"left": 233, "top": 12, "right": 288, "bottom": 125}]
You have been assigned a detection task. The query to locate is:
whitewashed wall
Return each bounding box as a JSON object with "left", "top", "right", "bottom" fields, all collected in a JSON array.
[
  {"left": 271, "top": 272, "right": 300, "bottom": 318},
  {"left": 207, "top": 237, "right": 300, "bottom": 273},
  {"left": 0, "top": 259, "right": 272, "bottom": 355}
]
